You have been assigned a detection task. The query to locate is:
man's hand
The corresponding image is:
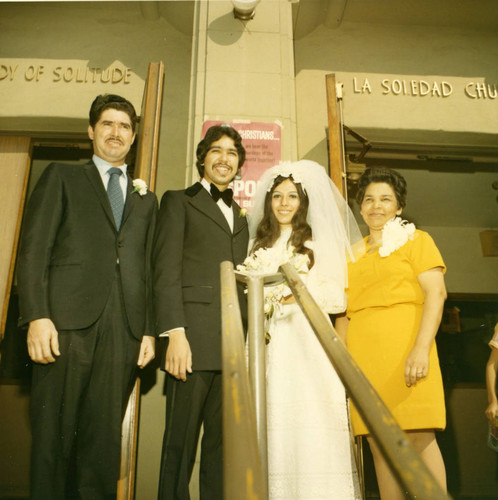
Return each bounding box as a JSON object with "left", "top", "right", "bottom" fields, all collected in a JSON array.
[
  {"left": 165, "top": 329, "right": 192, "bottom": 381},
  {"left": 27, "top": 318, "right": 60, "bottom": 364},
  {"left": 137, "top": 335, "right": 156, "bottom": 369}
]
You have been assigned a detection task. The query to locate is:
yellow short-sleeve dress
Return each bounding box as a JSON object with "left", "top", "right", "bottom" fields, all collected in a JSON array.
[{"left": 346, "top": 229, "right": 446, "bottom": 436}]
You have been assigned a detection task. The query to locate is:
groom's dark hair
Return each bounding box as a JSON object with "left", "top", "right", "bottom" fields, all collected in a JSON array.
[{"left": 195, "top": 124, "right": 246, "bottom": 178}]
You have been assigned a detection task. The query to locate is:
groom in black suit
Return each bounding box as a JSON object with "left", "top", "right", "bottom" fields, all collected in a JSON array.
[
  {"left": 17, "top": 94, "right": 157, "bottom": 500},
  {"left": 154, "top": 124, "right": 248, "bottom": 499}
]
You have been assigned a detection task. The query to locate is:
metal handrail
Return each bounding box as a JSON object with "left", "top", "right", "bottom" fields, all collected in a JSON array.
[
  {"left": 220, "top": 261, "right": 267, "bottom": 500},
  {"left": 280, "top": 262, "right": 452, "bottom": 500},
  {"left": 234, "top": 270, "right": 283, "bottom": 490}
]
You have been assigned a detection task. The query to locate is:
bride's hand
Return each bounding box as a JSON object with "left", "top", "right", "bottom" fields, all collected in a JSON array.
[
  {"left": 165, "top": 329, "right": 192, "bottom": 382},
  {"left": 280, "top": 294, "right": 295, "bottom": 305}
]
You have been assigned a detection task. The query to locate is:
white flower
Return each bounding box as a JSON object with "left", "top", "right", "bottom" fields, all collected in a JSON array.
[
  {"left": 265, "top": 161, "right": 305, "bottom": 191},
  {"left": 263, "top": 301, "right": 273, "bottom": 314},
  {"left": 239, "top": 208, "right": 247, "bottom": 218},
  {"left": 237, "top": 243, "right": 310, "bottom": 343},
  {"left": 379, "top": 217, "right": 416, "bottom": 257},
  {"left": 292, "top": 252, "right": 309, "bottom": 273},
  {"left": 132, "top": 178, "right": 148, "bottom": 196}
]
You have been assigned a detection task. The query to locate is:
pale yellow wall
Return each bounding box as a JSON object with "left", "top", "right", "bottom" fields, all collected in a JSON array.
[
  {"left": 424, "top": 226, "right": 498, "bottom": 295},
  {"left": 0, "top": 1, "right": 193, "bottom": 193},
  {"left": 294, "top": 19, "right": 498, "bottom": 294},
  {"left": 0, "top": 2, "right": 192, "bottom": 498},
  {"left": 2, "top": 2, "right": 497, "bottom": 499},
  {"left": 294, "top": 22, "right": 498, "bottom": 163},
  {"left": 186, "top": 0, "right": 298, "bottom": 186},
  {"left": 137, "top": 2, "right": 299, "bottom": 498}
]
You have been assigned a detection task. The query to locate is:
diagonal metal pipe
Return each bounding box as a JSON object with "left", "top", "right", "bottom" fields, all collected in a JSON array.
[{"left": 280, "top": 262, "right": 452, "bottom": 500}]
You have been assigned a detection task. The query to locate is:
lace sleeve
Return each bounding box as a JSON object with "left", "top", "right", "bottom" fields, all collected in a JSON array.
[
  {"left": 306, "top": 266, "right": 347, "bottom": 314},
  {"left": 304, "top": 240, "right": 347, "bottom": 314}
]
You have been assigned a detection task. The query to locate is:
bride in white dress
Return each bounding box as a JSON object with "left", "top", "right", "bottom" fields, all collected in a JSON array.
[{"left": 242, "top": 160, "right": 363, "bottom": 499}]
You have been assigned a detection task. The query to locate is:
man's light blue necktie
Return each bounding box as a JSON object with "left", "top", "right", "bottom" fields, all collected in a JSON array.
[{"left": 107, "top": 167, "right": 124, "bottom": 229}]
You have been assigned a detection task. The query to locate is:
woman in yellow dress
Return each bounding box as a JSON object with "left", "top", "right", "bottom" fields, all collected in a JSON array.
[
  {"left": 485, "top": 323, "right": 498, "bottom": 426},
  {"left": 336, "top": 167, "right": 447, "bottom": 500}
]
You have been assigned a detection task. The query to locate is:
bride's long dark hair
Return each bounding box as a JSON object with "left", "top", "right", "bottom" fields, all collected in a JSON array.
[{"left": 251, "top": 175, "right": 314, "bottom": 268}]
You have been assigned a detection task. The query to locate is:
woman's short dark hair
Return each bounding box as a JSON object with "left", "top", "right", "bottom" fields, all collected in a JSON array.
[
  {"left": 252, "top": 175, "right": 314, "bottom": 268},
  {"left": 356, "top": 167, "right": 407, "bottom": 208},
  {"left": 195, "top": 125, "right": 246, "bottom": 177},
  {"left": 89, "top": 94, "right": 139, "bottom": 132}
]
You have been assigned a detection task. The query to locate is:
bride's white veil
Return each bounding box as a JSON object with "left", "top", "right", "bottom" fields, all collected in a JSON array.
[{"left": 247, "top": 160, "right": 365, "bottom": 313}]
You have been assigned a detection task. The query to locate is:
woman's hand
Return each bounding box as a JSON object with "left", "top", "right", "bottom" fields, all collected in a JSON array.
[
  {"left": 404, "top": 345, "right": 430, "bottom": 387},
  {"left": 486, "top": 347, "right": 498, "bottom": 424},
  {"left": 280, "top": 294, "right": 295, "bottom": 305},
  {"left": 485, "top": 400, "right": 498, "bottom": 425},
  {"left": 405, "top": 267, "right": 446, "bottom": 387},
  {"left": 334, "top": 313, "right": 349, "bottom": 344}
]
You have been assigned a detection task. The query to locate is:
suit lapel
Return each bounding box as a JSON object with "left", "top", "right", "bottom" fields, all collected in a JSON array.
[
  {"left": 232, "top": 201, "right": 248, "bottom": 236},
  {"left": 188, "top": 184, "right": 232, "bottom": 234},
  {"left": 121, "top": 175, "right": 135, "bottom": 228},
  {"left": 83, "top": 161, "right": 117, "bottom": 230}
]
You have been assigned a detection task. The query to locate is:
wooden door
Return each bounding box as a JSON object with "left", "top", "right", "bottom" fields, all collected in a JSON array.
[
  {"left": 325, "top": 73, "right": 347, "bottom": 197},
  {"left": 118, "top": 61, "right": 164, "bottom": 500},
  {"left": 0, "top": 137, "right": 31, "bottom": 344},
  {"left": 0, "top": 63, "right": 163, "bottom": 500}
]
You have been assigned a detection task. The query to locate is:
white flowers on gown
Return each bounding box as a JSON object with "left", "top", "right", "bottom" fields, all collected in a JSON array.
[{"left": 265, "top": 229, "right": 360, "bottom": 499}]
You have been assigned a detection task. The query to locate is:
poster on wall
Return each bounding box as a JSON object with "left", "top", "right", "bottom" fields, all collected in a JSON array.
[{"left": 202, "top": 120, "right": 282, "bottom": 210}]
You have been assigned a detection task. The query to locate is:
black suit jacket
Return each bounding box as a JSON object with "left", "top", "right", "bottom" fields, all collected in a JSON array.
[
  {"left": 153, "top": 183, "right": 248, "bottom": 370},
  {"left": 17, "top": 161, "right": 157, "bottom": 340}
]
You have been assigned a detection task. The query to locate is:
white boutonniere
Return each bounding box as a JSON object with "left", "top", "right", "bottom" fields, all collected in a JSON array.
[
  {"left": 132, "top": 179, "right": 148, "bottom": 196},
  {"left": 379, "top": 217, "right": 416, "bottom": 257},
  {"left": 239, "top": 208, "right": 247, "bottom": 218}
]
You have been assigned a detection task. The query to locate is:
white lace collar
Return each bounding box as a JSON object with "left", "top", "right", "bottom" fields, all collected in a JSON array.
[{"left": 379, "top": 217, "right": 416, "bottom": 257}]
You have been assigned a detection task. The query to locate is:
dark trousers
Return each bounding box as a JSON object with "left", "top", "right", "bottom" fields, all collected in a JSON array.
[
  {"left": 29, "top": 276, "right": 141, "bottom": 500},
  {"left": 158, "top": 371, "right": 223, "bottom": 500}
]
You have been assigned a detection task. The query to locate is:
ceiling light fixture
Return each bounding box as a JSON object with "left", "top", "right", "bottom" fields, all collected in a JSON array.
[{"left": 232, "top": 0, "right": 260, "bottom": 20}]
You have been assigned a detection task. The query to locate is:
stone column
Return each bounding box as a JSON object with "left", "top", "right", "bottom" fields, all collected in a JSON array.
[{"left": 186, "top": 0, "right": 297, "bottom": 184}]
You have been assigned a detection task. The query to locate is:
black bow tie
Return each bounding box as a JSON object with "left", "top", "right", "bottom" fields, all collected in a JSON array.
[{"left": 210, "top": 183, "right": 233, "bottom": 207}]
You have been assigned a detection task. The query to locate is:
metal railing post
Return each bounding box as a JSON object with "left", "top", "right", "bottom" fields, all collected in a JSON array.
[
  {"left": 234, "top": 271, "right": 282, "bottom": 496},
  {"left": 221, "top": 262, "right": 267, "bottom": 500},
  {"left": 246, "top": 276, "right": 268, "bottom": 479}
]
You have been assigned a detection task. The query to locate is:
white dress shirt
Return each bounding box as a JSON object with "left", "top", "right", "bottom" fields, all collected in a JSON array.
[
  {"left": 200, "top": 178, "right": 234, "bottom": 232},
  {"left": 93, "top": 154, "right": 128, "bottom": 197}
]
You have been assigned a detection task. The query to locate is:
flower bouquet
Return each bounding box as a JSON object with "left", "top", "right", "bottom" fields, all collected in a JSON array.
[{"left": 237, "top": 244, "right": 309, "bottom": 343}]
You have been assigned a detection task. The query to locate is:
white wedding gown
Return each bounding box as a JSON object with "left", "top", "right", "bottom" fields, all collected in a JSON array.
[{"left": 265, "top": 230, "right": 360, "bottom": 499}]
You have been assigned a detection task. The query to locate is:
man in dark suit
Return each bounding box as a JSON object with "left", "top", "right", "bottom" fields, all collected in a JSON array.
[
  {"left": 17, "top": 94, "right": 157, "bottom": 500},
  {"left": 153, "top": 124, "right": 248, "bottom": 499}
]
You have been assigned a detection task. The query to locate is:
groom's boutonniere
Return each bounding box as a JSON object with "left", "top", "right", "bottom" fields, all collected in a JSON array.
[
  {"left": 132, "top": 179, "right": 148, "bottom": 196},
  {"left": 239, "top": 208, "right": 247, "bottom": 218}
]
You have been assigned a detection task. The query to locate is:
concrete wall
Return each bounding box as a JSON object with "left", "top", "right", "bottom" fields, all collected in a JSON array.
[
  {"left": 0, "top": 3, "right": 193, "bottom": 498},
  {"left": 294, "top": 19, "right": 498, "bottom": 295},
  {"left": 0, "top": 1, "right": 193, "bottom": 193},
  {"left": 426, "top": 226, "right": 498, "bottom": 295},
  {"left": 137, "top": 2, "right": 299, "bottom": 497},
  {"left": 294, "top": 21, "right": 498, "bottom": 161},
  {"left": 1, "top": 2, "right": 496, "bottom": 499}
]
